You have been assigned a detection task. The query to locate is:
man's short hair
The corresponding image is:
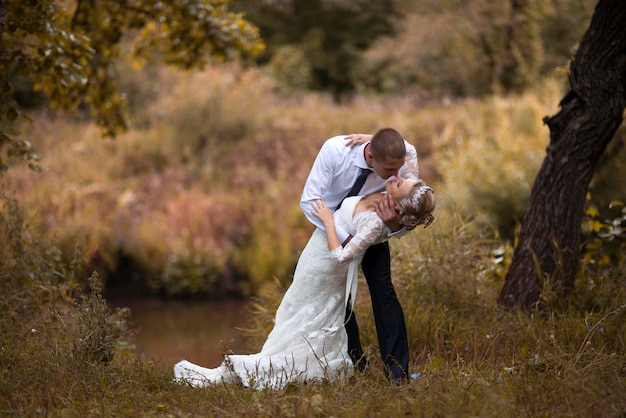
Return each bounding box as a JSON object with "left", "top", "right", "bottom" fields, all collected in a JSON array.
[{"left": 370, "top": 128, "right": 406, "bottom": 161}]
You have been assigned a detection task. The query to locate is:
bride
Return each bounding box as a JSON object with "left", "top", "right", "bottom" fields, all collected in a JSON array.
[{"left": 174, "top": 178, "right": 435, "bottom": 389}]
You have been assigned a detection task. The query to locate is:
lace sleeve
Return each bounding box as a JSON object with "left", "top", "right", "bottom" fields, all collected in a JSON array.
[
  {"left": 400, "top": 141, "right": 419, "bottom": 180},
  {"left": 328, "top": 211, "right": 388, "bottom": 265}
]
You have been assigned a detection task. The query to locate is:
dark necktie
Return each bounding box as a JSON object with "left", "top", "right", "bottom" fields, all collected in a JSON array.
[{"left": 337, "top": 167, "right": 371, "bottom": 209}]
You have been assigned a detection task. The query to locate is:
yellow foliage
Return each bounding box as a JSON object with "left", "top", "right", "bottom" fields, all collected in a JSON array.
[
  {"left": 587, "top": 219, "right": 603, "bottom": 233},
  {"left": 586, "top": 205, "right": 600, "bottom": 217}
]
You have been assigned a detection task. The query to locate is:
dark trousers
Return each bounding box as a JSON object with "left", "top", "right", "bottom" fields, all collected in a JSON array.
[{"left": 345, "top": 241, "right": 409, "bottom": 380}]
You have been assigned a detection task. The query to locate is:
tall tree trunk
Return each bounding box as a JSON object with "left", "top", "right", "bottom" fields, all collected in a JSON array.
[
  {"left": 498, "top": 0, "right": 626, "bottom": 309},
  {"left": 0, "top": 0, "right": 7, "bottom": 53}
]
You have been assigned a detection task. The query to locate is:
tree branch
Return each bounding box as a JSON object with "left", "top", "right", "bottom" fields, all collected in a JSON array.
[{"left": 71, "top": 0, "right": 84, "bottom": 31}]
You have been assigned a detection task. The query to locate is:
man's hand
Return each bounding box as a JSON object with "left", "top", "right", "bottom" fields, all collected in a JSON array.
[
  {"left": 374, "top": 194, "right": 402, "bottom": 232},
  {"left": 344, "top": 134, "right": 372, "bottom": 149}
]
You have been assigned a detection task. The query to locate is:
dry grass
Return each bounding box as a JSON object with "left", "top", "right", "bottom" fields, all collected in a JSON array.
[{"left": 1, "top": 190, "right": 624, "bottom": 417}]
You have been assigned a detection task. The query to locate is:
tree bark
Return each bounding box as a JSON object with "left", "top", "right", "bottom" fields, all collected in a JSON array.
[
  {"left": 498, "top": 0, "right": 626, "bottom": 310},
  {"left": 0, "top": 0, "right": 7, "bottom": 54}
]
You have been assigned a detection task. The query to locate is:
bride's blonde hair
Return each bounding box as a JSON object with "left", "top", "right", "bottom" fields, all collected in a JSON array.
[{"left": 396, "top": 180, "right": 435, "bottom": 230}]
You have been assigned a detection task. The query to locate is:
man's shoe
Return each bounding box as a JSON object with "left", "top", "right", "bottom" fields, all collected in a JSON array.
[
  {"left": 391, "top": 376, "right": 409, "bottom": 386},
  {"left": 354, "top": 355, "right": 369, "bottom": 372}
]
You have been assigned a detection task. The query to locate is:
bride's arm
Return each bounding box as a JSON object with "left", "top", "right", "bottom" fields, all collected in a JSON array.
[
  {"left": 312, "top": 200, "right": 386, "bottom": 265},
  {"left": 343, "top": 134, "right": 372, "bottom": 149},
  {"left": 336, "top": 215, "right": 386, "bottom": 264},
  {"left": 311, "top": 199, "right": 341, "bottom": 251}
]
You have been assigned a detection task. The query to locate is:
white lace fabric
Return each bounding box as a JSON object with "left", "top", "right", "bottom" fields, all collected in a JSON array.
[{"left": 329, "top": 202, "right": 390, "bottom": 265}]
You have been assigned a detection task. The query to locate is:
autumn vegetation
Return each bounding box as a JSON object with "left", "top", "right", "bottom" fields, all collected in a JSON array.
[
  {"left": 1, "top": 0, "right": 625, "bottom": 416},
  {"left": 2, "top": 63, "right": 625, "bottom": 415}
]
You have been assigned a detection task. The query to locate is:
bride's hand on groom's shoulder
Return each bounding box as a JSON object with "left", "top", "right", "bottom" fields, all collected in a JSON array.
[{"left": 344, "top": 134, "right": 372, "bottom": 148}]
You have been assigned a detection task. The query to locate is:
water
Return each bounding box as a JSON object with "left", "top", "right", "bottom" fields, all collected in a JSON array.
[{"left": 108, "top": 296, "right": 252, "bottom": 370}]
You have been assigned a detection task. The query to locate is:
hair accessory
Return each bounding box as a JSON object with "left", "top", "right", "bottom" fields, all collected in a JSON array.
[{"left": 411, "top": 186, "right": 433, "bottom": 210}]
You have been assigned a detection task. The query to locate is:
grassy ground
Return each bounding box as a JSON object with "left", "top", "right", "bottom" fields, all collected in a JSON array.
[{"left": 1, "top": 192, "right": 624, "bottom": 417}]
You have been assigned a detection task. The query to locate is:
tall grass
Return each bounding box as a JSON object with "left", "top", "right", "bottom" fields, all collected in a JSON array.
[
  {"left": 5, "top": 66, "right": 595, "bottom": 299},
  {"left": 0, "top": 193, "right": 167, "bottom": 414},
  {"left": 434, "top": 78, "right": 566, "bottom": 239}
]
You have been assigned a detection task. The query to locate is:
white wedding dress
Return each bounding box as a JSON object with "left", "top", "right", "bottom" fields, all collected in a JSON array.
[{"left": 174, "top": 196, "right": 391, "bottom": 389}]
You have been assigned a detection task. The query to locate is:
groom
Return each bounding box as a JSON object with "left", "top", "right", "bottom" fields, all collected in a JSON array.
[{"left": 300, "top": 127, "right": 419, "bottom": 382}]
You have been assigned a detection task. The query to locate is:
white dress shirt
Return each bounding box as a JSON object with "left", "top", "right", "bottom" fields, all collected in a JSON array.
[{"left": 300, "top": 135, "right": 419, "bottom": 243}]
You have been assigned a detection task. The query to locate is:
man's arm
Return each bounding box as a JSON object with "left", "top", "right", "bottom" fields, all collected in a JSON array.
[{"left": 300, "top": 139, "right": 352, "bottom": 243}]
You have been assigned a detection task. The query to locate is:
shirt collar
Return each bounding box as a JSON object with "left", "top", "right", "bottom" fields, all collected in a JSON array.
[{"left": 354, "top": 142, "right": 370, "bottom": 170}]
